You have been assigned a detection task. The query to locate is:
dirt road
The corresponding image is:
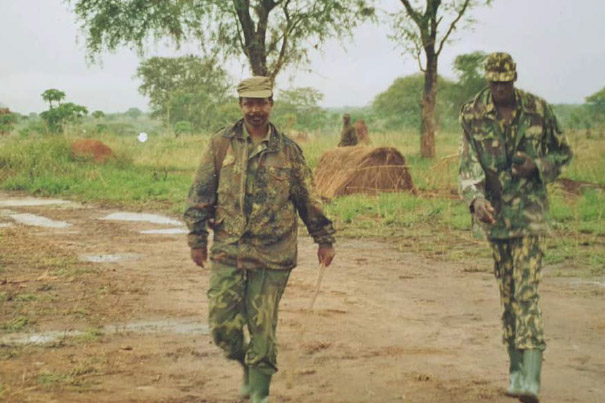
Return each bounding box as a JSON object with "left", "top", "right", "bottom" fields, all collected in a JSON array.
[{"left": 1, "top": 193, "right": 603, "bottom": 402}]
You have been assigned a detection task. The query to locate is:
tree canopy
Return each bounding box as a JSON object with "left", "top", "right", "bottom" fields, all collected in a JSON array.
[
  {"left": 389, "top": 0, "right": 492, "bottom": 157},
  {"left": 586, "top": 86, "right": 605, "bottom": 124},
  {"left": 372, "top": 74, "right": 456, "bottom": 131},
  {"left": 41, "top": 89, "right": 66, "bottom": 109},
  {"left": 272, "top": 87, "right": 327, "bottom": 131},
  {"left": 39, "top": 90, "right": 88, "bottom": 133},
  {"left": 450, "top": 50, "right": 487, "bottom": 112},
  {"left": 71, "top": 0, "right": 374, "bottom": 80},
  {"left": 136, "top": 55, "right": 232, "bottom": 131}
]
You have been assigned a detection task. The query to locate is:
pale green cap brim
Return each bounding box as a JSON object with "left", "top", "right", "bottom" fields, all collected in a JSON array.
[{"left": 238, "top": 89, "right": 273, "bottom": 98}]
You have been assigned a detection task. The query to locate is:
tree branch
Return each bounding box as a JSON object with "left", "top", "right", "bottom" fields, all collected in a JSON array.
[
  {"left": 436, "top": 0, "right": 470, "bottom": 56},
  {"left": 233, "top": 0, "right": 254, "bottom": 56},
  {"left": 399, "top": 0, "right": 423, "bottom": 28}
]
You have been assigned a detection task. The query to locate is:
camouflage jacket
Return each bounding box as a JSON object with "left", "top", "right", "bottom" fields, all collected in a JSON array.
[
  {"left": 184, "top": 120, "right": 335, "bottom": 270},
  {"left": 338, "top": 124, "right": 358, "bottom": 147},
  {"left": 458, "top": 88, "right": 572, "bottom": 239}
]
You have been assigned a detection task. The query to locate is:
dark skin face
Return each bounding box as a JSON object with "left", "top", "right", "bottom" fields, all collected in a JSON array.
[
  {"left": 239, "top": 97, "right": 273, "bottom": 134},
  {"left": 489, "top": 80, "right": 516, "bottom": 107},
  {"left": 343, "top": 116, "right": 351, "bottom": 125}
]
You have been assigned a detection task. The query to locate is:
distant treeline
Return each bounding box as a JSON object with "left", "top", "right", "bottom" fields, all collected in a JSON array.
[{"left": 2, "top": 54, "right": 604, "bottom": 137}]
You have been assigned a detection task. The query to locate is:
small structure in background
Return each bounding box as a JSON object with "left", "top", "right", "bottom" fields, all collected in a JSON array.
[
  {"left": 354, "top": 119, "right": 371, "bottom": 144},
  {"left": 71, "top": 139, "right": 113, "bottom": 163},
  {"left": 290, "top": 130, "right": 312, "bottom": 143},
  {"left": 314, "top": 146, "right": 416, "bottom": 199},
  {"left": 338, "top": 113, "right": 358, "bottom": 147}
]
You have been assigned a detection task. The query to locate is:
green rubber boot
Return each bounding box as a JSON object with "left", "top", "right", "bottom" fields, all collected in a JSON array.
[
  {"left": 505, "top": 346, "right": 524, "bottom": 397},
  {"left": 239, "top": 364, "right": 250, "bottom": 398},
  {"left": 249, "top": 367, "right": 272, "bottom": 403},
  {"left": 519, "top": 349, "right": 542, "bottom": 403}
]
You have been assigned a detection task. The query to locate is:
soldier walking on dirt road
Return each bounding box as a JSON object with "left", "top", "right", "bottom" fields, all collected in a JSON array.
[
  {"left": 458, "top": 53, "right": 572, "bottom": 403},
  {"left": 184, "top": 76, "right": 336, "bottom": 402}
]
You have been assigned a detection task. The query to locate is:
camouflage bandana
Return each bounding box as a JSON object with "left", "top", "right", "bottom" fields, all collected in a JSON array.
[{"left": 485, "top": 52, "right": 516, "bottom": 82}]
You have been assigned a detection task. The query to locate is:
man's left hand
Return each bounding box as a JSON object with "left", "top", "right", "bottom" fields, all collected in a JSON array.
[
  {"left": 318, "top": 244, "right": 335, "bottom": 267},
  {"left": 512, "top": 151, "right": 537, "bottom": 178}
]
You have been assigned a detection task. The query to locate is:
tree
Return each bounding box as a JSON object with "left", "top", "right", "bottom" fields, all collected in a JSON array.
[
  {"left": 273, "top": 87, "right": 327, "bottom": 131},
  {"left": 125, "top": 107, "right": 143, "bottom": 119},
  {"left": 136, "top": 55, "right": 231, "bottom": 130},
  {"left": 390, "top": 0, "right": 492, "bottom": 158},
  {"left": 451, "top": 51, "right": 487, "bottom": 109},
  {"left": 92, "top": 110, "right": 105, "bottom": 119},
  {"left": 373, "top": 74, "right": 456, "bottom": 130},
  {"left": 0, "top": 109, "right": 18, "bottom": 135},
  {"left": 41, "top": 89, "right": 66, "bottom": 109},
  {"left": 70, "top": 0, "right": 374, "bottom": 81},
  {"left": 585, "top": 86, "right": 605, "bottom": 125},
  {"left": 40, "top": 99, "right": 88, "bottom": 134}
]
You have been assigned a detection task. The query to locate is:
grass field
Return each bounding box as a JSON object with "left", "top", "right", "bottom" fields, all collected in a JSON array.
[{"left": 0, "top": 125, "right": 603, "bottom": 273}]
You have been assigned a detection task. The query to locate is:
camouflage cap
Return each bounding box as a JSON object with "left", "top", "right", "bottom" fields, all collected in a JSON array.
[
  {"left": 485, "top": 52, "right": 516, "bottom": 82},
  {"left": 237, "top": 76, "right": 272, "bottom": 98},
  {"left": 343, "top": 113, "right": 351, "bottom": 119}
]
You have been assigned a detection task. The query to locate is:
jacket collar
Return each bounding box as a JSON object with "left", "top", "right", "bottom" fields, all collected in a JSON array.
[
  {"left": 222, "top": 119, "right": 282, "bottom": 152},
  {"left": 474, "top": 88, "right": 540, "bottom": 121}
]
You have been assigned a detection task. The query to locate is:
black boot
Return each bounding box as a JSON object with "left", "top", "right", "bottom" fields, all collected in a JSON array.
[{"left": 519, "top": 349, "right": 542, "bottom": 403}]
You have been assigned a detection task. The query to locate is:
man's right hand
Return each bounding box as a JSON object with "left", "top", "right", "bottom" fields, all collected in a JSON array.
[
  {"left": 472, "top": 198, "right": 496, "bottom": 225},
  {"left": 190, "top": 247, "right": 208, "bottom": 268}
]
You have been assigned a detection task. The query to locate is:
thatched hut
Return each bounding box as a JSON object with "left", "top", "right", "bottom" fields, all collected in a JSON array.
[{"left": 314, "top": 146, "right": 416, "bottom": 199}]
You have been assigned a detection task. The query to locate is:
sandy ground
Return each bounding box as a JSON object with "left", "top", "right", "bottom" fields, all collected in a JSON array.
[{"left": 0, "top": 193, "right": 604, "bottom": 402}]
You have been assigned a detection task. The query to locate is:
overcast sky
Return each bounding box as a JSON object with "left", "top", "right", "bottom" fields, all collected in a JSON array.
[{"left": 1, "top": 0, "right": 604, "bottom": 114}]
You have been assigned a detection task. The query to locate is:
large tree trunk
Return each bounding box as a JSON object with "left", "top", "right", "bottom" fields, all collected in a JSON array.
[
  {"left": 248, "top": 46, "right": 268, "bottom": 76},
  {"left": 420, "top": 49, "right": 437, "bottom": 158}
]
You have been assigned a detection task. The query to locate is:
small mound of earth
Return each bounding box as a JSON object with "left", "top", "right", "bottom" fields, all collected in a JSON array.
[
  {"left": 72, "top": 139, "right": 113, "bottom": 163},
  {"left": 557, "top": 178, "right": 605, "bottom": 195}
]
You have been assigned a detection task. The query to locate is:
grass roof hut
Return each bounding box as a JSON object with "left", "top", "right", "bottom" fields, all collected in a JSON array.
[{"left": 314, "top": 146, "right": 416, "bottom": 199}]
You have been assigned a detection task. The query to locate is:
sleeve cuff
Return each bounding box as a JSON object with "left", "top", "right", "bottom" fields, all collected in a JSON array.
[{"left": 187, "top": 234, "right": 208, "bottom": 249}]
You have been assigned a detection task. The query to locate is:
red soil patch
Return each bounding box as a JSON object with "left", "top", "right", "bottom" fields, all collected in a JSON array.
[{"left": 72, "top": 139, "right": 113, "bottom": 163}]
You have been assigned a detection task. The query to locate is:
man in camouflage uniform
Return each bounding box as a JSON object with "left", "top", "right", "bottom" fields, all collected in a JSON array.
[
  {"left": 184, "top": 76, "right": 336, "bottom": 403},
  {"left": 338, "top": 113, "right": 359, "bottom": 147},
  {"left": 458, "top": 53, "right": 572, "bottom": 403}
]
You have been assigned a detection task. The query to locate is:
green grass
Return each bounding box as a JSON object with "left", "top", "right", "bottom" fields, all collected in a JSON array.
[
  {"left": 72, "top": 328, "right": 104, "bottom": 344},
  {"left": 0, "top": 126, "right": 603, "bottom": 273},
  {"left": 37, "top": 366, "right": 97, "bottom": 391},
  {"left": 0, "top": 316, "right": 30, "bottom": 332}
]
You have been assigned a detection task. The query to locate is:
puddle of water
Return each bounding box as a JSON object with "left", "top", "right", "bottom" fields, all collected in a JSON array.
[
  {"left": 140, "top": 228, "right": 188, "bottom": 235},
  {"left": 79, "top": 253, "right": 143, "bottom": 263},
  {"left": 105, "top": 319, "right": 209, "bottom": 335},
  {"left": 0, "top": 198, "right": 73, "bottom": 207},
  {"left": 9, "top": 213, "right": 72, "bottom": 228},
  {"left": 101, "top": 212, "right": 182, "bottom": 226},
  {"left": 0, "top": 318, "right": 208, "bottom": 346},
  {"left": 1, "top": 330, "right": 84, "bottom": 345}
]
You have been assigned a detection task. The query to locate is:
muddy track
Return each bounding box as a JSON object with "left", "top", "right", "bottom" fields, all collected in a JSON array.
[{"left": 0, "top": 193, "right": 604, "bottom": 402}]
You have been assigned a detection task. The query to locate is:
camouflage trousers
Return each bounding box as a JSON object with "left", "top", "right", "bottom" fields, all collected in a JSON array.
[
  {"left": 208, "top": 263, "right": 291, "bottom": 375},
  {"left": 490, "top": 236, "right": 546, "bottom": 351}
]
